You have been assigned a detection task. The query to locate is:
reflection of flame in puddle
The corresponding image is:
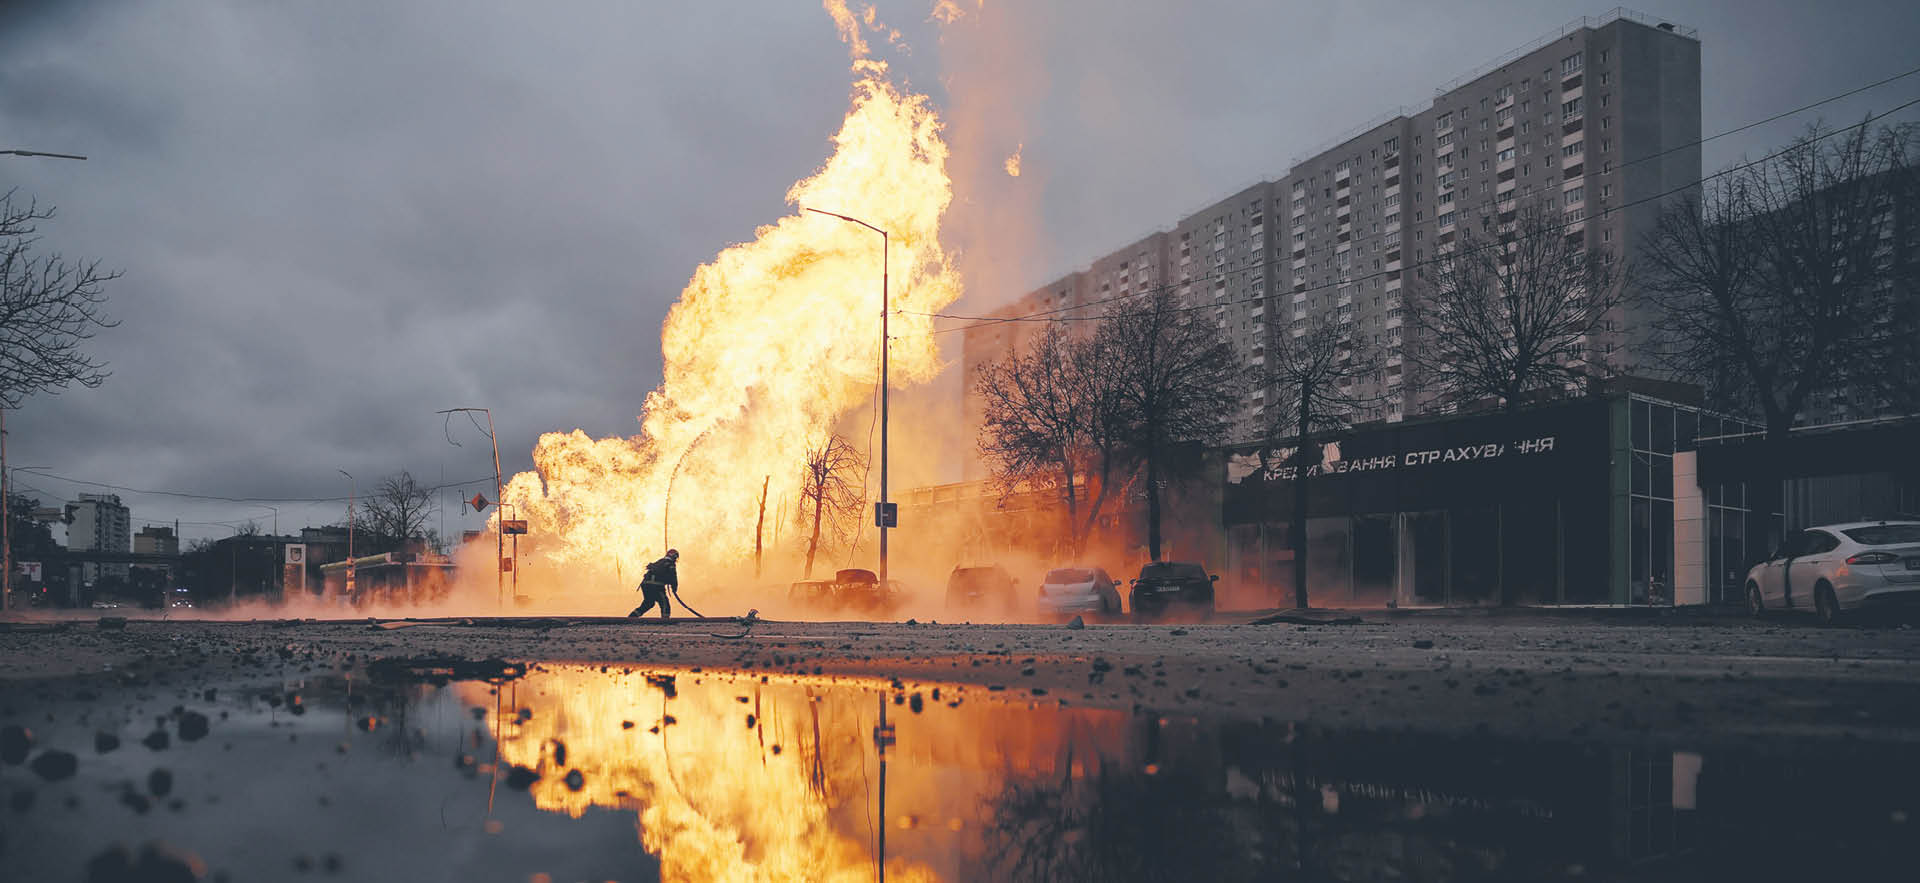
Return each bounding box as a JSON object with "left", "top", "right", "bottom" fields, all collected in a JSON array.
[{"left": 463, "top": 667, "right": 1128, "bottom": 882}]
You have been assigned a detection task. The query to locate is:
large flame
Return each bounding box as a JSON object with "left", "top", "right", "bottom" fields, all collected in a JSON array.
[
  {"left": 472, "top": 666, "right": 1131, "bottom": 882},
  {"left": 501, "top": 2, "right": 960, "bottom": 585}
]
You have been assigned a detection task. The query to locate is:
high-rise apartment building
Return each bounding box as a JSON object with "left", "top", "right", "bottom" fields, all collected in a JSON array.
[
  {"left": 67, "top": 492, "right": 132, "bottom": 582},
  {"left": 963, "top": 11, "right": 1700, "bottom": 473}
]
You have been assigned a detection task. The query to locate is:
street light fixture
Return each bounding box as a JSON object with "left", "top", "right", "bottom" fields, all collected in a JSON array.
[
  {"left": 0, "top": 149, "right": 86, "bottom": 160},
  {"left": 802, "top": 207, "right": 892, "bottom": 592}
]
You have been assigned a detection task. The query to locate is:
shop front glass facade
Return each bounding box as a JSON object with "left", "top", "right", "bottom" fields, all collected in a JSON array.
[{"left": 1225, "top": 392, "right": 1760, "bottom": 607}]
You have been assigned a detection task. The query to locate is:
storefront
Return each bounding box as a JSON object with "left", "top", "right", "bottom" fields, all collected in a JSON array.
[{"left": 1222, "top": 389, "right": 1761, "bottom": 607}]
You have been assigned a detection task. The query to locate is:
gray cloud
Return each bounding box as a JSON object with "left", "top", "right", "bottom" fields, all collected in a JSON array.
[{"left": 2, "top": 0, "right": 1916, "bottom": 541}]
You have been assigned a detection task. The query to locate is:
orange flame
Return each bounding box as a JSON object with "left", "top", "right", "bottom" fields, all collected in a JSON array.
[
  {"left": 1003, "top": 142, "right": 1022, "bottom": 177},
  {"left": 501, "top": 1, "right": 960, "bottom": 585}
]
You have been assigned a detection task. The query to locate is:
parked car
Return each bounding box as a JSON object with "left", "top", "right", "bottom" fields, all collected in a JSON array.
[
  {"left": 1129, "top": 561, "right": 1218, "bottom": 621},
  {"left": 789, "top": 570, "right": 905, "bottom": 618},
  {"left": 945, "top": 565, "right": 1018, "bottom": 612},
  {"left": 788, "top": 579, "right": 833, "bottom": 609},
  {"left": 832, "top": 568, "right": 905, "bottom": 617},
  {"left": 1037, "top": 566, "right": 1123, "bottom": 618},
  {"left": 1745, "top": 521, "right": 1920, "bottom": 623}
]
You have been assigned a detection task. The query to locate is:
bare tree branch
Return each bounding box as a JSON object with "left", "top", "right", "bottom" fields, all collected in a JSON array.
[
  {"left": 1406, "top": 201, "right": 1624, "bottom": 414},
  {"left": 1100, "top": 289, "right": 1249, "bottom": 560},
  {"left": 0, "top": 190, "right": 121, "bottom": 409},
  {"left": 975, "top": 322, "right": 1134, "bottom": 559},
  {"left": 796, "top": 435, "right": 866, "bottom": 578}
]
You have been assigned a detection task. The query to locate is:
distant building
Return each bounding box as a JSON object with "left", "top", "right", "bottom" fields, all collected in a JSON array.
[
  {"left": 134, "top": 525, "right": 178, "bottom": 556},
  {"left": 66, "top": 493, "right": 131, "bottom": 582},
  {"left": 963, "top": 10, "right": 1701, "bottom": 474}
]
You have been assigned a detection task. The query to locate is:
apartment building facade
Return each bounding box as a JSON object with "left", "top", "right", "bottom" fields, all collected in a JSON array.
[
  {"left": 66, "top": 492, "right": 132, "bottom": 583},
  {"left": 962, "top": 11, "right": 1700, "bottom": 475}
]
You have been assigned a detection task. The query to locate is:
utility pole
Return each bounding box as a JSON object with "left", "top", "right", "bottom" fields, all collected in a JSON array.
[{"left": 437, "top": 408, "right": 504, "bottom": 608}]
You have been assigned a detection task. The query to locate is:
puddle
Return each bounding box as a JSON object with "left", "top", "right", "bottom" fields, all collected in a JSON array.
[{"left": 3, "top": 664, "right": 1914, "bottom": 881}]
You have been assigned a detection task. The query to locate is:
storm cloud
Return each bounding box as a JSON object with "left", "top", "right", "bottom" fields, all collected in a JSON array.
[{"left": 1, "top": 0, "right": 1914, "bottom": 541}]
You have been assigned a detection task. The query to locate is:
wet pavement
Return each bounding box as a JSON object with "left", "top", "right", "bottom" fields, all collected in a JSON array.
[{"left": 3, "top": 656, "right": 1916, "bottom": 882}]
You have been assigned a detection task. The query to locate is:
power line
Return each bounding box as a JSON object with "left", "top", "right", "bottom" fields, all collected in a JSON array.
[
  {"left": 7, "top": 469, "right": 499, "bottom": 505},
  {"left": 910, "top": 65, "right": 1920, "bottom": 330},
  {"left": 917, "top": 94, "right": 1920, "bottom": 333}
]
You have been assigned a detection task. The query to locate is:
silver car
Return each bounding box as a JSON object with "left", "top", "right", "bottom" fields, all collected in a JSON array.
[
  {"left": 1744, "top": 521, "right": 1920, "bottom": 622},
  {"left": 1036, "top": 566, "right": 1124, "bottom": 618}
]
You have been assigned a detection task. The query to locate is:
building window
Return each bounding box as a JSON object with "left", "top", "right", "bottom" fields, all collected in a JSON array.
[
  {"left": 1562, "top": 141, "right": 1585, "bottom": 158},
  {"left": 1561, "top": 53, "right": 1583, "bottom": 76},
  {"left": 1564, "top": 187, "right": 1585, "bottom": 206},
  {"left": 1436, "top": 112, "right": 1452, "bottom": 131},
  {"left": 1562, "top": 97, "right": 1584, "bottom": 119}
]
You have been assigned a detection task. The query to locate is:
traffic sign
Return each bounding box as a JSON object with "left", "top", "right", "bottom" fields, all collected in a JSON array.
[
  {"left": 501, "top": 519, "right": 528, "bottom": 535},
  {"left": 468, "top": 492, "right": 491, "bottom": 512},
  {"left": 874, "top": 501, "right": 898, "bottom": 528}
]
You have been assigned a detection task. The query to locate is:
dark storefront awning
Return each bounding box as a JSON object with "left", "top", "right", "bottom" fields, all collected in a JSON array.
[{"left": 1695, "top": 417, "right": 1920, "bottom": 484}]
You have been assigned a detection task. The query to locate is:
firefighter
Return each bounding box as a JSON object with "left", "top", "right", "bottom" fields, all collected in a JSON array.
[{"left": 628, "top": 549, "right": 679, "bottom": 619}]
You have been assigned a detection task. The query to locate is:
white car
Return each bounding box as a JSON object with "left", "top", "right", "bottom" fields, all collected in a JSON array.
[
  {"left": 1744, "top": 521, "right": 1920, "bottom": 622},
  {"left": 1037, "top": 567, "right": 1124, "bottom": 618}
]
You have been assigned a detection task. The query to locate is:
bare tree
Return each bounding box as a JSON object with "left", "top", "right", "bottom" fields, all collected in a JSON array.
[
  {"left": 1265, "top": 315, "right": 1380, "bottom": 608},
  {"left": 975, "top": 322, "right": 1132, "bottom": 559},
  {"left": 1639, "top": 121, "right": 1919, "bottom": 548},
  {"left": 1407, "top": 202, "right": 1625, "bottom": 413},
  {"left": 357, "top": 471, "right": 437, "bottom": 554},
  {"left": 795, "top": 435, "right": 866, "bottom": 578},
  {"left": 1100, "top": 290, "right": 1248, "bottom": 561},
  {"left": 0, "top": 191, "right": 120, "bottom": 409}
]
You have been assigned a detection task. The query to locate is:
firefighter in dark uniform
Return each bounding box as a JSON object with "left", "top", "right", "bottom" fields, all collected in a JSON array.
[{"left": 628, "top": 549, "right": 679, "bottom": 618}]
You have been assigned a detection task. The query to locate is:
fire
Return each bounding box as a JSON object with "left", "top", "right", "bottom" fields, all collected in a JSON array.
[
  {"left": 500, "top": 1, "right": 960, "bottom": 589},
  {"left": 472, "top": 665, "right": 1132, "bottom": 881},
  {"left": 1003, "top": 143, "right": 1022, "bottom": 177}
]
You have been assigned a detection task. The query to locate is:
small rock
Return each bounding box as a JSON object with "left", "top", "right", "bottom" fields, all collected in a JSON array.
[
  {"left": 1413, "top": 640, "right": 1435, "bottom": 650},
  {"left": 177, "top": 712, "right": 210, "bottom": 742},
  {"left": 1170, "top": 628, "right": 1189, "bottom": 636},
  {"left": 97, "top": 616, "right": 128, "bottom": 631},
  {"left": 29, "top": 750, "right": 78, "bottom": 782},
  {"left": 95, "top": 732, "right": 122, "bottom": 754},
  {"left": 0, "top": 725, "right": 31, "bottom": 764},
  {"left": 142, "top": 730, "right": 170, "bottom": 751},
  {"left": 563, "top": 769, "right": 585, "bottom": 792},
  {"left": 1066, "top": 615, "right": 1085, "bottom": 630},
  {"left": 148, "top": 768, "right": 174, "bottom": 798},
  {"left": 504, "top": 765, "right": 540, "bottom": 790}
]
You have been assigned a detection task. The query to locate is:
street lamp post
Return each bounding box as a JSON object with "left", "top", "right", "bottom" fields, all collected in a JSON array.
[
  {"left": 803, "top": 208, "right": 891, "bottom": 591},
  {"left": 338, "top": 470, "right": 355, "bottom": 600},
  {"left": 0, "top": 148, "right": 86, "bottom": 610}
]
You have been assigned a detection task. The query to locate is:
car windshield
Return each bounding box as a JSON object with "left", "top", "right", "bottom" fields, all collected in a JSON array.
[
  {"left": 1045, "top": 568, "right": 1096, "bottom": 584},
  {"left": 1140, "top": 563, "right": 1205, "bottom": 580},
  {"left": 1841, "top": 524, "right": 1920, "bottom": 546}
]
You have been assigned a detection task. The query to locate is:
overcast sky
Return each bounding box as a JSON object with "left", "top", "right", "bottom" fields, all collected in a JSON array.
[{"left": 2, "top": 0, "right": 1916, "bottom": 543}]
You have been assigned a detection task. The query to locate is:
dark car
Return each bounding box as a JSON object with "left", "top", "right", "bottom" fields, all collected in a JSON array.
[
  {"left": 945, "top": 565, "right": 1018, "bottom": 612},
  {"left": 832, "top": 568, "right": 905, "bottom": 617},
  {"left": 1129, "top": 561, "right": 1217, "bottom": 621}
]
